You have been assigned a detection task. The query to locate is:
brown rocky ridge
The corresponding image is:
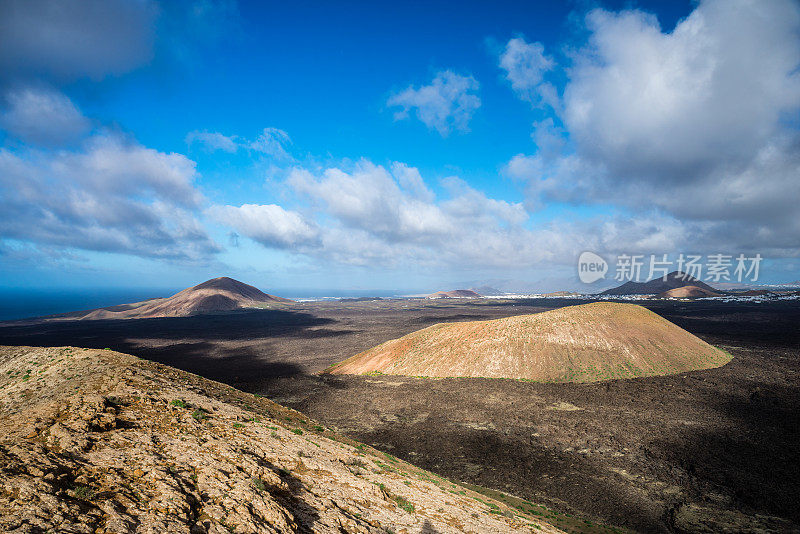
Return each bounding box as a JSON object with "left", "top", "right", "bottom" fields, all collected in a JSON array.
[
  {"left": 0, "top": 345, "right": 563, "bottom": 533},
  {"left": 327, "top": 302, "right": 732, "bottom": 382}
]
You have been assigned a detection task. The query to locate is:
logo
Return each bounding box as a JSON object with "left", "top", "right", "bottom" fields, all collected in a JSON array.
[{"left": 578, "top": 251, "right": 608, "bottom": 284}]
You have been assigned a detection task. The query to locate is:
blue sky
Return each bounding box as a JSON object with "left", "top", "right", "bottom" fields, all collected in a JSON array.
[{"left": 1, "top": 0, "right": 798, "bottom": 294}]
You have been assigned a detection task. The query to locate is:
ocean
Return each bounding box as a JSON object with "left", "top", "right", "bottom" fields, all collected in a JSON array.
[
  {"left": 0, "top": 287, "right": 178, "bottom": 321},
  {"left": 0, "top": 287, "right": 406, "bottom": 321}
]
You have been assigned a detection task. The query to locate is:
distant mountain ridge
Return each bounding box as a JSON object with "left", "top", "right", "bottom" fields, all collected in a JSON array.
[
  {"left": 15, "top": 277, "right": 293, "bottom": 322},
  {"left": 601, "top": 271, "right": 718, "bottom": 296},
  {"left": 469, "top": 286, "right": 506, "bottom": 296},
  {"left": 81, "top": 277, "right": 292, "bottom": 319},
  {"left": 426, "top": 289, "right": 482, "bottom": 299}
]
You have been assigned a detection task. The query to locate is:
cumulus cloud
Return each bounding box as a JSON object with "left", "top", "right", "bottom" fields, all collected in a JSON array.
[
  {"left": 0, "top": 1, "right": 276, "bottom": 266},
  {"left": 0, "top": 87, "right": 91, "bottom": 146},
  {"left": 564, "top": 0, "right": 800, "bottom": 179},
  {"left": 286, "top": 161, "right": 454, "bottom": 241},
  {"left": 208, "top": 204, "right": 319, "bottom": 249},
  {"left": 498, "top": 37, "right": 555, "bottom": 105},
  {"left": 0, "top": 0, "right": 157, "bottom": 82},
  {"left": 210, "top": 159, "right": 616, "bottom": 268},
  {"left": 0, "top": 132, "right": 219, "bottom": 260},
  {"left": 507, "top": 0, "right": 800, "bottom": 257},
  {"left": 387, "top": 71, "right": 481, "bottom": 136}
]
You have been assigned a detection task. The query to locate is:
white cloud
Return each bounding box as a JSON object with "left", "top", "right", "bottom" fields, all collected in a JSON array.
[
  {"left": 287, "top": 160, "right": 453, "bottom": 241},
  {"left": 391, "top": 162, "right": 435, "bottom": 202},
  {"left": 208, "top": 203, "right": 319, "bottom": 249},
  {"left": 0, "top": 87, "right": 91, "bottom": 146},
  {"left": 564, "top": 0, "right": 800, "bottom": 177},
  {"left": 210, "top": 159, "right": 616, "bottom": 269},
  {"left": 499, "top": 37, "right": 554, "bottom": 104},
  {"left": 185, "top": 131, "right": 238, "bottom": 153},
  {"left": 186, "top": 127, "right": 292, "bottom": 160},
  {"left": 508, "top": 0, "right": 800, "bottom": 257},
  {"left": 387, "top": 71, "right": 481, "bottom": 136},
  {"left": 0, "top": 132, "right": 219, "bottom": 260},
  {"left": 248, "top": 127, "right": 292, "bottom": 160}
]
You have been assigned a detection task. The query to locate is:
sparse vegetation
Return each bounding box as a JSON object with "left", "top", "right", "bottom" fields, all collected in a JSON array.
[
  {"left": 346, "top": 457, "right": 367, "bottom": 469},
  {"left": 73, "top": 485, "right": 95, "bottom": 501},
  {"left": 375, "top": 482, "right": 415, "bottom": 514}
]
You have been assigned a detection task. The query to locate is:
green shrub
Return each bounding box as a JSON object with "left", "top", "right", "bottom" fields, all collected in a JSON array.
[
  {"left": 393, "top": 495, "right": 415, "bottom": 514},
  {"left": 74, "top": 485, "right": 95, "bottom": 501}
]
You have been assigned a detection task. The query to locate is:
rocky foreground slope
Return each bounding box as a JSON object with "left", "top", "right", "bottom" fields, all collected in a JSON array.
[{"left": 0, "top": 346, "right": 561, "bottom": 534}]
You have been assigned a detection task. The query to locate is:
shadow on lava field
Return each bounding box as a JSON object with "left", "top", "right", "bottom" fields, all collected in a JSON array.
[{"left": 1, "top": 299, "right": 799, "bottom": 532}]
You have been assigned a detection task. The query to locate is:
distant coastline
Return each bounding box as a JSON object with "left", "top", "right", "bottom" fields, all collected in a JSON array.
[
  {"left": 0, "top": 287, "right": 176, "bottom": 321},
  {"left": 0, "top": 287, "right": 404, "bottom": 321}
]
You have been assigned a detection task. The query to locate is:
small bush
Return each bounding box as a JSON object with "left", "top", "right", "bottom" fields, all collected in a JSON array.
[
  {"left": 252, "top": 478, "right": 266, "bottom": 492},
  {"left": 170, "top": 399, "right": 188, "bottom": 408},
  {"left": 346, "top": 457, "right": 367, "bottom": 469},
  {"left": 232, "top": 422, "right": 244, "bottom": 429},
  {"left": 74, "top": 485, "right": 95, "bottom": 501},
  {"left": 375, "top": 482, "right": 415, "bottom": 514},
  {"left": 291, "top": 428, "right": 303, "bottom": 435},
  {"left": 192, "top": 409, "right": 208, "bottom": 421},
  {"left": 393, "top": 495, "right": 415, "bottom": 514}
]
